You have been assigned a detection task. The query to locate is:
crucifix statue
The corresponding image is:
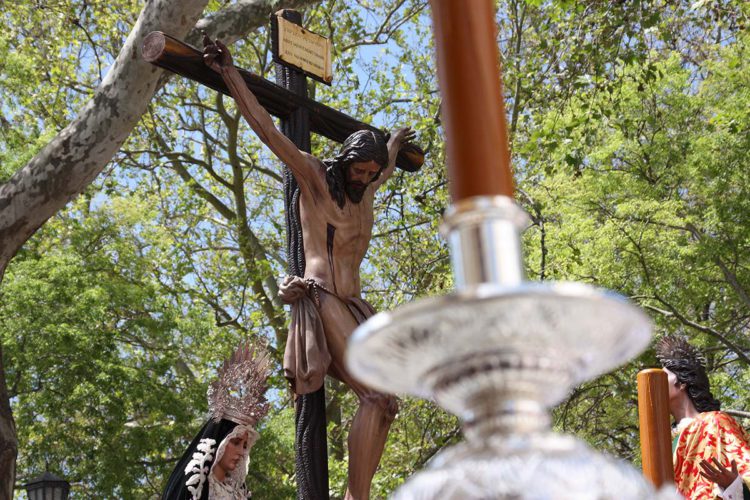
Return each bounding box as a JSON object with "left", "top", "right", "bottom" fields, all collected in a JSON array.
[
  {"left": 203, "top": 34, "right": 413, "bottom": 500},
  {"left": 143, "top": 12, "right": 423, "bottom": 499}
]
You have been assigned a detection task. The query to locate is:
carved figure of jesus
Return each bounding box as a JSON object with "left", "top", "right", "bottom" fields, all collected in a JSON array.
[{"left": 203, "top": 37, "right": 414, "bottom": 499}]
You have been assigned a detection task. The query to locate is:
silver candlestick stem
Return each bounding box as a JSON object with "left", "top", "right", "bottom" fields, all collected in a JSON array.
[{"left": 347, "top": 196, "right": 677, "bottom": 499}]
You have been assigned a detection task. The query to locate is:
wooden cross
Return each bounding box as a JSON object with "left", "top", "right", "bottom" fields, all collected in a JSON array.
[
  {"left": 143, "top": 11, "right": 423, "bottom": 499},
  {"left": 141, "top": 31, "right": 423, "bottom": 172}
]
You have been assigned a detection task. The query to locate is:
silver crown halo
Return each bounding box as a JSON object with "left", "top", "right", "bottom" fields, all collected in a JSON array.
[{"left": 207, "top": 343, "right": 272, "bottom": 427}]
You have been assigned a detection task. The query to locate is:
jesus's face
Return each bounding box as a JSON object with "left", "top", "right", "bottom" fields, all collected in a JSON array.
[{"left": 345, "top": 160, "right": 382, "bottom": 203}]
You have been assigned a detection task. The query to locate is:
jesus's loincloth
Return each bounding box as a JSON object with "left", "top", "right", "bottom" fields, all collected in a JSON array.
[{"left": 278, "top": 275, "right": 376, "bottom": 395}]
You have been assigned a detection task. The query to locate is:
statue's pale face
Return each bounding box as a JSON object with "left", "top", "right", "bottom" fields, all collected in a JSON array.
[
  {"left": 345, "top": 160, "right": 381, "bottom": 203},
  {"left": 216, "top": 431, "right": 248, "bottom": 475}
]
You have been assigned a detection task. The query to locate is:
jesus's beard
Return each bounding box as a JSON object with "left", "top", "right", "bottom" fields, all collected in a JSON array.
[{"left": 345, "top": 182, "right": 367, "bottom": 204}]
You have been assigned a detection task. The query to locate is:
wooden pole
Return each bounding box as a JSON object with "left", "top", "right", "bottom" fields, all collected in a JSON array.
[
  {"left": 637, "top": 368, "right": 674, "bottom": 488},
  {"left": 429, "top": 0, "right": 514, "bottom": 201}
]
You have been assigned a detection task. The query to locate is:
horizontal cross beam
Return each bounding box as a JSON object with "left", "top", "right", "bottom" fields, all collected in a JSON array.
[{"left": 142, "top": 31, "right": 423, "bottom": 172}]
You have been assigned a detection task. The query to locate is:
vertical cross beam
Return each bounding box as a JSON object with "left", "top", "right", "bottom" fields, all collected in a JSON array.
[{"left": 273, "top": 10, "right": 329, "bottom": 500}]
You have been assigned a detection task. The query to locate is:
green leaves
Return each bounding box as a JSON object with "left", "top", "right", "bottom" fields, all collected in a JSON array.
[
  {"left": 1, "top": 196, "right": 226, "bottom": 496},
  {"left": 519, "top": 24, "right": 750, "bottom": 456}
]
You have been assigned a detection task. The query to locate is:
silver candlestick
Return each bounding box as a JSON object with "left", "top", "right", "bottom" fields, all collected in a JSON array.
[{"left": 347, "top": 196, "right": 677, "bottom": 499}]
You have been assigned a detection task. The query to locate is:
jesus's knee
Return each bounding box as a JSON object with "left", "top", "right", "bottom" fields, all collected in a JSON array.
[{"left": 361, "top": 392, "right": 399, "bottom": 422}]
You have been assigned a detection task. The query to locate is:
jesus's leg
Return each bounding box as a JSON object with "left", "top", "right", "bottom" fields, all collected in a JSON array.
[
  {"left": 318, "top": 295, "right": 398, "bottom": 500},
  {"left": 330, "top": 361, "right": 398, "bottom": 500}
]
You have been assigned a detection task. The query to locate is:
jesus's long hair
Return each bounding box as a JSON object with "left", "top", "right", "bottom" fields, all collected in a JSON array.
[{"left": 324, "top": 130, "right": 388, "bottom": 208}]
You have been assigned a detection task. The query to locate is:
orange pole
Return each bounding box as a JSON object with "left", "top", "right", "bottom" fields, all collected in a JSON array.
[
  {"left": 429, "top": 0, "right": 514, "bottom": 202},
  {"left": 637, "top": 368, "right": 674, "bottom": 488}
]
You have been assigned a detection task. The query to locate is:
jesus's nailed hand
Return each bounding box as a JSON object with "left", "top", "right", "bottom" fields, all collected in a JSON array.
[{"left": 202, "top": 33, "right": 233, "bottom": 72}]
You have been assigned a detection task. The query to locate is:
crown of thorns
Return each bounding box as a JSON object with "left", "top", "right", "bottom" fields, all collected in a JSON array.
[{"left": 655, "top": 335, "right": 707, "bottom": 372}]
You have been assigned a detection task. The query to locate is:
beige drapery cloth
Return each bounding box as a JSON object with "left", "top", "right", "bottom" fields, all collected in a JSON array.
[{"left": 279, "top": 276, "right": 375, "bottom": 395}]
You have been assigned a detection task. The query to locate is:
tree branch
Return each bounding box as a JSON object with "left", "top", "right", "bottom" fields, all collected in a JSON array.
[{"left": 647, "top": 299, "right": 750, "bottom": 366}]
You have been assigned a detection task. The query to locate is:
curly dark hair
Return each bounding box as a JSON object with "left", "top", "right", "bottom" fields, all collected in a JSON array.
[
  {"left": 655, "top": 335, "right": 721, "bottom": 413},
  {"left": 323, "top": 130, "right": 388, "bottom": 208}
]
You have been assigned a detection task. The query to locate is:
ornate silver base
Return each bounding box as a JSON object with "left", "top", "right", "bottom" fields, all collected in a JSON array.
[
  {"left": 392, "top": 434, "right": 677, "bottom": 499},
  {"left": 347, "top": 196, "right": 678, "bottom": 499},
  {"left": 347, "top": 282, "right": 651, "bottom": 434}
]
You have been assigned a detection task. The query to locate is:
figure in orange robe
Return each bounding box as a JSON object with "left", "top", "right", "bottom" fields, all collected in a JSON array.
[{"left": 657, "top": 335, "right": 750, "bottom": 499}]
